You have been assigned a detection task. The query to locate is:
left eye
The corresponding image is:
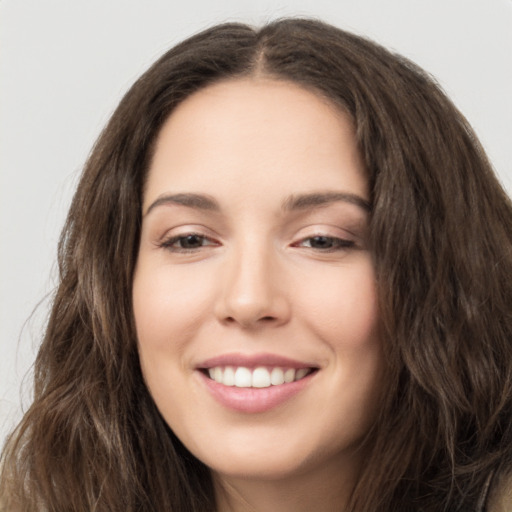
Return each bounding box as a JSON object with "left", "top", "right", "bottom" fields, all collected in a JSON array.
[
  {"left": 297, "top": 235, "right": 355, "bottom": 250},
  {"left": 161, "top": 234, "right": 216, "bottom": 251}
]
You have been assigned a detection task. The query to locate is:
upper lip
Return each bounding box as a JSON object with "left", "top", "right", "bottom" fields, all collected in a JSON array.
[{"left": 196, "top": 352, "right": 319, "bottom": 370}]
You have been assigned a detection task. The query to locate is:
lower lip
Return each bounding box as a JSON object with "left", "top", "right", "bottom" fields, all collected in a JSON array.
[{"left": 198, "top": 371, "right": 315, "bottom": 413}]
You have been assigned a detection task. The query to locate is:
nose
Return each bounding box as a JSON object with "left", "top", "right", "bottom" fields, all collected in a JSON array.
[{"left": 214, "top": 244, "right": 291, "bottom": 329}]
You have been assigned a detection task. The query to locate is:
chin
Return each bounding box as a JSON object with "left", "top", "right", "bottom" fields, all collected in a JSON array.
[{"left": 185, "top": 423, "right": 362, "bottom": 484}]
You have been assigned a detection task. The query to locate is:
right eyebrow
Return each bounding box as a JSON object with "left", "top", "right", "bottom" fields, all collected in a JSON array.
[{"left": 144, "top": 193, "right": 220, "bottom": 217}]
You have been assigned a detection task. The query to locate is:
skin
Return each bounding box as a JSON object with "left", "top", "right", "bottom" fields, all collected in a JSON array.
[{"left": 133, "top": 78, "right": 384, "bottom": 512}]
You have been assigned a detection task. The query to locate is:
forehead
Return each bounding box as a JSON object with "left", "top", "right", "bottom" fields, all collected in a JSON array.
[{"left": 144, "top": 78, "right": 367, "bottom": 209}]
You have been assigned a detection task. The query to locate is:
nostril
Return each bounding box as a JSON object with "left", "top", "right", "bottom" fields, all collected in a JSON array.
[
  {"left": 223, "top": 314, "right": 277, "bottom": 328},
  {"left": 215, "top": 293, "right": 291, "bottom": 328}
]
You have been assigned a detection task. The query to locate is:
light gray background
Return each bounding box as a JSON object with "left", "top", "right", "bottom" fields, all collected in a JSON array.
[{"left": 2, "top": 0, "right": 511, "bottom": 445}]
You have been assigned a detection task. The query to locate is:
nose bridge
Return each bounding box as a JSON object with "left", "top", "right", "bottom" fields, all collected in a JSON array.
[{"left": 216, "top": 235, "right": 289, "bottom": 327}]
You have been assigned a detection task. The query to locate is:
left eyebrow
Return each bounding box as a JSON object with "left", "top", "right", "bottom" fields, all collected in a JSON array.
[{"left": 282, "top": 192, "right": 371, "bottom": 213}]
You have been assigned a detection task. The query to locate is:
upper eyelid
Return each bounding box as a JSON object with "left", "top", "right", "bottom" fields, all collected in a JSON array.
[
  {"left": 153, "top": 222, "right": 364, "bottom": 246},
  {"left": 158, "top": 234, "right": 357, "bottom": 255},
  {"left": 161, "top": 232, "right": 218, "bottom": 245},
  {"left": 155, "top": 224, "right": 219, "bottom": 242},
  {"left": 157, "top": 234, "right": 220, "bottom": 254},
  {"left": 290, "top": 223, "right": 363, "bottom": 241},
  {"left": 292, "top": 234, "right": 356, "bottom": 247}
]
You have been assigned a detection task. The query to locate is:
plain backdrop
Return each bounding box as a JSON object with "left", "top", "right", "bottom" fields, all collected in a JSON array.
[{"left": 1, "top": 0, "right": 511, "bottom": 445}]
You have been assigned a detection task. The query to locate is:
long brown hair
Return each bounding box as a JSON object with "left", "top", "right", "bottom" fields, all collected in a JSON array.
[{"left": 2, "top": 18, "right": 511, "bottom": 511}]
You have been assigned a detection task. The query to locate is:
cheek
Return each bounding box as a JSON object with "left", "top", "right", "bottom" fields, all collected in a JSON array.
[
  {"left": 298, "top": 260, "right": 380, "bottom": 348},
  {"left": 132, "top": 262, "right": 212, "bottom": 419},
  {"left": 296, "top": 258, "right": 383, "bottom": 424},
  {"left": 132, "top": 261, "right": 213, "bottom": 352}
]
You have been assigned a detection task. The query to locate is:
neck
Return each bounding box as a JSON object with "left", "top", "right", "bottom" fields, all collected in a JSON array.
[{"left": 213, "top": 451, "right": 361, "bottom": 512}]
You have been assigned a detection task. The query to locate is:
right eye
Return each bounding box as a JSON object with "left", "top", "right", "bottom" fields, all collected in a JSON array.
[{"left": 159, "top": 233, "right": 218, "bottom": 252}]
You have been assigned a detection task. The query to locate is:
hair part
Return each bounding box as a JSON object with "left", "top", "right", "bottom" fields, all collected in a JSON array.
[{"left": 2, "top": 18, "right": 512, "bottom": 511}]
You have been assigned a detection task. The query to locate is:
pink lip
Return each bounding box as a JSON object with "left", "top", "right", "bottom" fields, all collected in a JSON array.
[
  {"left": 196, "top": 352, "right": 317, "bottom": 370},
  {"left": 195, "top": 353, "right": 319, "bottom": 413},
  {"left": 195, "top": 354, "right": 318, "bottom": 413},
  {"left": 199, "top": 372, "right": 315, "bottom": 413}
]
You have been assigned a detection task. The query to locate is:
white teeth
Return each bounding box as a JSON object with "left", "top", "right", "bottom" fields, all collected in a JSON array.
[
  {"left": 252, "top": 367, "right": 271, "bottom": 388},
  {"left": 295, "top": 368, "right": 309, "bottom": 380},
  {"left": 270, "top": 367, "right": 285, "bottom": 385},
  {"left": 234, "top": 367, "right": 252, "bottom": 387},
  {"left": 223, "top": 366, "right": 235, "bottom": 386},
  {"left": 206, "top": 366, "right": 312, "bottom": 388},
  {"left": 284, "top": 368, "right": 296, "bottom": 383},
  {"left": 213, "top": 366, "right": 223, "bottom": 384}
]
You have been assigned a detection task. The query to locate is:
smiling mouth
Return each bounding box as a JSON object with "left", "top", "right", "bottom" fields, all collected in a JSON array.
[{"left": 203, "top": 366, "right": 317, "bottom": 388}]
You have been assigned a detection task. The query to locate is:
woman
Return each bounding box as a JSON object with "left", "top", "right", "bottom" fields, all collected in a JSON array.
[{"left": 1, "top": 18, "right": 511, "bottom": 512}]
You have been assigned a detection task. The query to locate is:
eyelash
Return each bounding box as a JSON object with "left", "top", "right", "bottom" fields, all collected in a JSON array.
[
  {"left": 293, "top": 235, "right": 356, "bottom": 252},
  {"left": 159, "top": 233, "right": 356, "bottom": 253},
  {"left": 159, "top": 233, "right": 217, "bottom": 253}
]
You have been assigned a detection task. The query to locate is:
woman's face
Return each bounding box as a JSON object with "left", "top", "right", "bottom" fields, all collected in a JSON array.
[{"left": 133, "top": 79, "right": 383, "bottom": 484}]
